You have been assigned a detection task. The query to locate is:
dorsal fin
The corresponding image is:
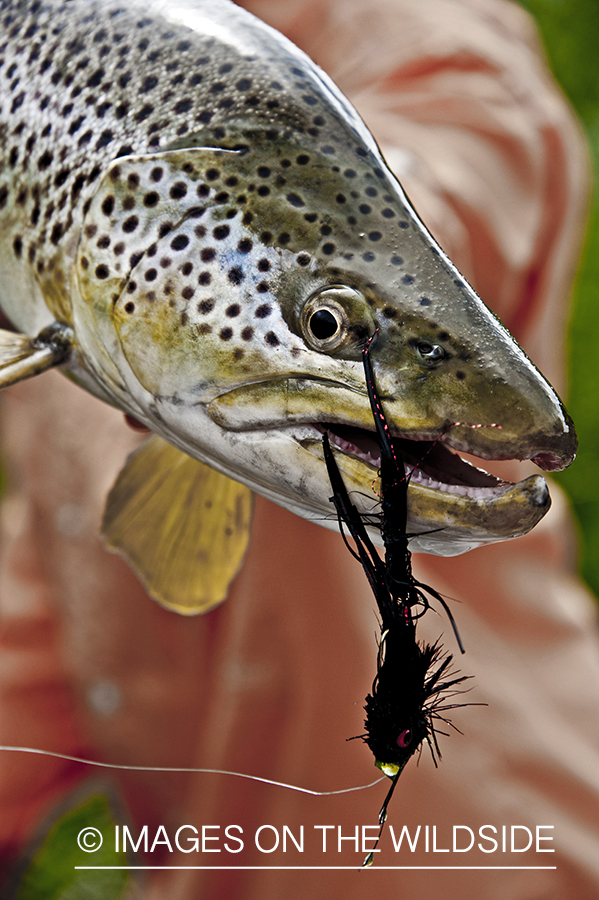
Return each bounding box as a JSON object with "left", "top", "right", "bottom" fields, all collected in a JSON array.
[{"left": 102, "top": 435, "right": 254, "bottom": 614}]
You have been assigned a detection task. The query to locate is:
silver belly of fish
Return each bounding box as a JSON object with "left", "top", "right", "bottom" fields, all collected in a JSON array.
[{"left": 0, "top": 0, "right": 576, "bottom": 612}]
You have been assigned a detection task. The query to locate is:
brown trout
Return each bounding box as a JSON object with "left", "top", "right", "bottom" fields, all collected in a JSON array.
[{"left": 0, "top": 0, "right": 576, "bottom": 612}]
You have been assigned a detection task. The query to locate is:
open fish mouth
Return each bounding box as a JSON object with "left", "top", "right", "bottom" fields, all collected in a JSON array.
[
  {"left": 320, "top": 423, "right": 512, "bottom": 500},
  {"left": 300, "top": 422, "right": 552, "bottom": 554}
]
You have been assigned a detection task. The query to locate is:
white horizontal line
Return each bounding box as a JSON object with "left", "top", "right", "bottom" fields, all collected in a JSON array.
[{"left": 75, "top": 866, "right": 557, "bottom": 871}]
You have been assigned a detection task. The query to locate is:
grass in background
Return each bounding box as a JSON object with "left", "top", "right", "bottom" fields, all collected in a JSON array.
[{"left": 518, "top": 0, "right": 599, "bottom": 599}]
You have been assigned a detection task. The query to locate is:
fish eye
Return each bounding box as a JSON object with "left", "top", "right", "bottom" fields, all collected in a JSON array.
[
  {"left": 417, "top": 342, "right": 446, "bottom": 363},
  {"left": 396, "top": 728, "right": 413, "bottom": 749},
  {"left": 300, "top": 286, "right": 359, "bottom": 352},
  {"left": 308, "top": 307, "right": 342, "bottom": 341}
]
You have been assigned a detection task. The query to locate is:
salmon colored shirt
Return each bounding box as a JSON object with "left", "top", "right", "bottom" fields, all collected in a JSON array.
[{"left": 1, "top": 0, "right": 597, "bottom": 897}]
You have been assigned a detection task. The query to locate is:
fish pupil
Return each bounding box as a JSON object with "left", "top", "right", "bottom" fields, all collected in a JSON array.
[{"left": 309, "top": 308, "right": 339, "bottom": 340}]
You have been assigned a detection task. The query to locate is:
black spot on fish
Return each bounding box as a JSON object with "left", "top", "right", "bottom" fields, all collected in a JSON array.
[
  {"left": 123, "top": 216, "right": 139, "bottom": 233},
  {"left": 220, "top": 327, "right": 233, "bottom": 341},
  {"left": 171, "top": 234, "right": 190, "bottom": 251},
  {"left": 198, "top": 299, "right": 215, "bottom": 314},
  {"left": 255, "top": 304, "right": 271, "bottom": 318},
  {"left": 170, "top": 182, "right": 188, "bottom": 200},
  {"left": 95, "top": 264, "right": 109, "bottom": 279},
  {"left": 265, "top": 331, "right": 280, "bottom": 347},
  {"left": 228, "top": 267, "right": 244, "bottom": 285},
  {"left": 213, "top": 225, "right": 230, "bottom": 240},
  {"left": 226, "top": 304, "right": 241, "bottom": 318}
]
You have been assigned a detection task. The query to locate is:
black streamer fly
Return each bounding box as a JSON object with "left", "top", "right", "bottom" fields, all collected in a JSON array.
[{"left": 323, "top": 337, "right": 471, "bottom": 867}]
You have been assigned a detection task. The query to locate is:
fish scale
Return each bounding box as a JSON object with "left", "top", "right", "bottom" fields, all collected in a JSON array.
[{"left": 0, "top": 0, "right": 577, "bottom": 610}]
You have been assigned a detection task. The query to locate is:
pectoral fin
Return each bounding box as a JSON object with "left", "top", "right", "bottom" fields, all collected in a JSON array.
[
  {"left": 102, "top": 435, "right": 253, "bottom": 614},
  {"left": 0, "top": 323, "right": 72, "bottom": 389}
]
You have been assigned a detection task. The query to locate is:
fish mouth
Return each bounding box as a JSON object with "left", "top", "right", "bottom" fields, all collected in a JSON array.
[
  {"left": 318, "top": 423, "right": 512, "bottom": 501},
  {"left": 301, "top": 422, "right": 551, "bottom": 554}
]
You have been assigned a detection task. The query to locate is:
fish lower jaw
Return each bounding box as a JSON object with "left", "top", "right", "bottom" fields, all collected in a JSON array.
[{"left": 405, "top": 464, "right": 511, "bottom": 500}]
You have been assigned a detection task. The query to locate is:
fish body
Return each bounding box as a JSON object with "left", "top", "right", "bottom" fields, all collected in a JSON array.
[{"left": 0, "top": 0, "right": 577, "bottom": 607}]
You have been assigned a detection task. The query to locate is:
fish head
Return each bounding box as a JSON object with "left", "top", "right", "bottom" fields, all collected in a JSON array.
[{"left": 73, "top": 128, "right": 575, "bottom": 554}]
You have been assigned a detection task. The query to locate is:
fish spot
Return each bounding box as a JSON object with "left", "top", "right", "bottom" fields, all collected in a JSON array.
[
  {"left": 399, "top": 221, "right": 409, "bottom": 229},
  {"left": 201, "top": 248, "right": 216, "bottom": 262},
  {"left": 257, "top": 166, "right": 271, "bottom": 178},
  {"left": 233, "top": 348, "right": 244, "bottom": 361},
  {"left": 257, "top": 282, "right": 270, "bottom": 294},
  {"left": 382, "top": 307, "right": 397, "bottom": 319},
  {"left": 226, "top": 304, "right": 241, "bottom": 318},
  {"left": 296, "top": 155, "right": 309, "bottom": 165},
  {"left": 278, "top": 232, "right": 290, "bottom": 245},
  {"left": 438, "top": 331, "right": 449, "bottom": 341},
  {"left": 37, "top": 150, "right": 53, "bottom": 170},
  {"left": 420, "top": 297, "right": 431, "bottom": 306},
  {"left": 85, "top": 224, "right": 98, "bottom": 239},
  {"left": 322, "top": 243, "right": 335, "bottom": 255},
  {"left": 265, "top": 331, "right": 280, "bottom": 347},
  {"left": 145, "top": 268, "right": 157, "bottom": 281},
  {"left": 215, "top": 191, "right": 229, "bottom": 203},
  {"left": 365, "top": 187, "right": 377, "bottom": 198},
  {"left": 359, "top": 204, "right": 371, "bottom": 215},
  {"left": 114, "top": 242, "right": 125, "bottom": 256},
  {"left": 123, "top": 216, "right": 139, "bottom": 233},
  {"left": 320, "top": 224, "right": 332, "bottom": 236},
  {"left": 238, "top": 239, "right": 252, "bottom": 253},
  {"left": 150, "top": 167, "right": 163, "bottom": 182},
  {"left": 336, "top": 194, "right": 346, "bottom": 204},
  {"left": 228, "top": 267, "right": 244, "bottom": 285},
  {"left": 181, "top": 286, "right": 195, "bottom": 300},
  {"left": 287, "top": 192, "right": 304, "bottom": 208},
  {"left": 198, "top": 299, "right": 215, "bottom": 314},
  {"left": 213, "top": 225, "right": 230, "bottom": 240},
  {"left": 198, "top": 323, "right": 212, "bottom": 335},
  {"left": 255, "top": 304, "right": 271, "bottom": 318},
  {"left": 220, "top": 327, "right": 233, "bottom": 341},
  {"left": 181, "top": 262, "right": 193, "bottom": 276},
  {"left": 363, "top": 252, "right": 375, "bottom": 262},
  {"left": 297, "top": 253, "right": 310, "bottom": 267},
  {"left": 158, "top": 222, "right": 173, "bottom": 239},
  {"left": 144, "top": 191, "right": 159, "bottom": 207},
  {"left": 368, "top": 231, "right": 382, "bottom": 241},
  {"left": 124, "top": 301, "right": 135, "bottom": 313},
  {"left": 226, "top": 176, "right": 239, "bottom": 187},
  {"left": 456, "top": 371, "right": 466, "bottom": 380},
  {"left": 170, "top": 181, "right": 188, "bottom": 200},
  {"left": 130, "top": 252, "right": 143, "bottom": 268},
  {"left": 206, "top": 169, "right": 220, "bottom": 181},
  {"left": 260, "top": 231, "right": 273, "bottom": 243},
  {"left": 236, "top": 78, "right": 252, "bottom": 91},
  {"left": 122, "top": 196, "right": 135, "bottom": 211},
  {"left": 171, "top": 234, "right": 190, "bottom": 251},
  {"left": 454, "top": 279, "right": 465, "bottom": 288},
  {"left": 313, "top": 115, "right": 326, "bottom": 126},
  {"left": 95, "top": 264, "right": 109, "bottom": 279},
  {"left": 101, "top": 195, "right": 115, "bottom": 216},
  {"left": 257, "top": 259, "right": 271, "bottom": 272},
  {"left": 97, "top": 235, "right": 110, "bottom": 249},
  {"left": 401, "top": 275, "right": 414, "bottom": 284},
  {"left": 241, "top": 326, "right": 254, "bottom": 341},
  {"left": 257, "top": 185, "right": 270, "bottom": 197},
  {"left": 12, "top": 236, "right": 23, "bottom": 258},
  {"left": 382, "top": 208, "right": 395, "bottom": 218},
  {"left": 304, "top": 213, "right": 317, "bottom": 223},
  {"left": 391, "top": 256, "right": 404, "bottom": 266}
]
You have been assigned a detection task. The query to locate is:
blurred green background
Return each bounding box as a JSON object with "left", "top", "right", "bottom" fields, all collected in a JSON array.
[{"left": 517, "top": 0, "right": 599, "bottom": 599}]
